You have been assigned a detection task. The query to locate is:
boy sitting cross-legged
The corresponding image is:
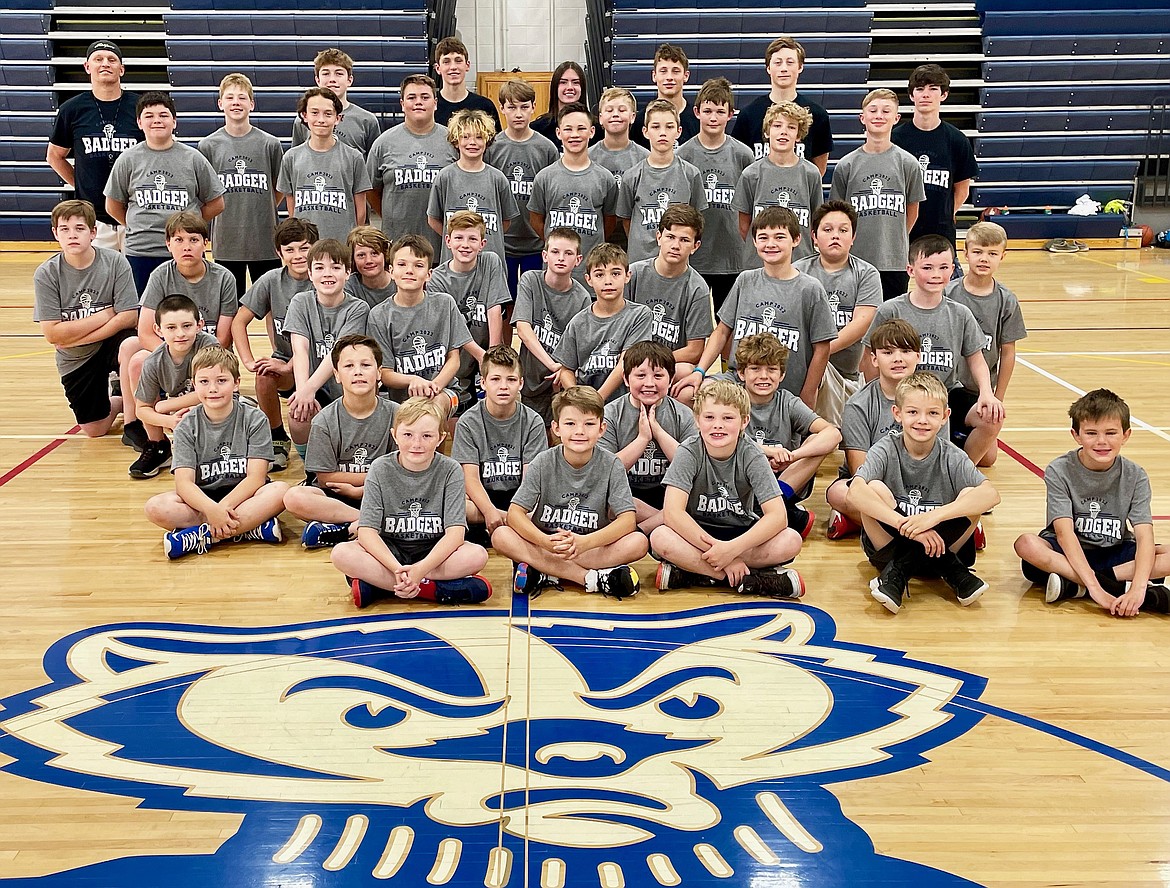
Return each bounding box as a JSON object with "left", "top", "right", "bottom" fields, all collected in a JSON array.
[
  {"left": 650, "top": 378, "right": 805, "bottom": 597},
  {"left": 598, "top": 341, "right": 697, "bottom": 533},
  {"left": 847, "top": 372, "right": 1000, "bottom": 614},
  {"left": 145, "top": 346, "right": 288, "bottom": 558},
  {"left": 1015, "top": 388, "right": 1170, "bottom": 616},
  {"left": 736, "top": 333, "right": 841, "bottom": 539},
  {"left": 331, "top": 397, "right": 492, "bottom": 608},
  {"left": 452, "top": 345, "right": 548, "bottom": 541},
  {"left": 492, "top": 386, "right": 649, "bottom": 599},
  {"left": 283, "top": 334, "right": 398, "bottom": 550}
]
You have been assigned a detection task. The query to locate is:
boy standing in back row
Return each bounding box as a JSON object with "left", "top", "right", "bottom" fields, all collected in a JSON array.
[
  {"left": 291, "top": 49, "right": 382, "bottom": 157},
  {"left": 631, "top": 44, "right": 700, "bottom": 149},
  {"left": 432, "top": 37, "right": 503, "bottom": 133}
]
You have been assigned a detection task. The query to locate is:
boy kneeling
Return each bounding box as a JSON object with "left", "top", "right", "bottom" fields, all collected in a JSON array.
[
  {"left": 145, "top": 347, "right": 288, "bottom": 558},
  {"left": 650, "top": 379, "right": 805, "bottom": 597},
  {"left": 492, "top": 386, "right": 648, "bottom": 598},
  {"left": 847, "top": 372, "right": 1000, "bottom": 613},
  {"left": 330, "top": 397, "right": 491, "bottom": 607}
]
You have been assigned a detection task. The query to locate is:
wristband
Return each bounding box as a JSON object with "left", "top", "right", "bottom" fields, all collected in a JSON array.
[{"left": 694, "top": 366, "right": 706, "bottom": 378}]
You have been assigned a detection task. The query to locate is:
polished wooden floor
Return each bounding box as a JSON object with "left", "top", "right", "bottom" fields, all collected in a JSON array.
[{"left": 1, "top": 248, "right": 1169, "bottom": 887}]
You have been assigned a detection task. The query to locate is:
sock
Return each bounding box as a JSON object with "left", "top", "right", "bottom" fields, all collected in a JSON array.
[
  {"left": 583, "top": 569, "right": 599, "bottom": 594},
  {"left": 295, "top": 443, "right": 308, "bottom": 460},
  {"left": 271, "top": 424, "right": 289, "bottom": 441}
]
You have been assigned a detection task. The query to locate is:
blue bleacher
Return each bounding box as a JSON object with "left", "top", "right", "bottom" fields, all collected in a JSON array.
[
  {"left": 0, "top": 39, "right": 51, "bottom": 61},
  {"left": 613, "top": 10, "right": 872, "bottom": 36},
  {"left": 975, "top": 134, "right": 1149, "bottom": 158},
  {"left": 0, "top": 165, "right": 64, "bottom": 188},
  {"left": 0, "top": 13, "right": 49, "bottom": 32},
  {"left": 0, "top": 191, "right": 64, "bottom": 214},
  {"left": 0, "top": 142, "right": 47, "bottom": 163},
  {"left": 978, "top": 0, "right": 1170, "bottom": 8},
  {"left": 0, "top": 66, "right": 52, "bottom": 86},
  {"left": 0, "top": 91, "right": 55, "bottom": 112},
  {"left": 971, "top": 185, "right": 1133, "bottom": 206},
  {"left": 984, "top": 36, "right": 1168, "bottom": 56},
  {"left": 614, "top": 61, "right": 869, "bottom": 88},
  {"left": 982, "top": 11, "right": 1170, "bottom": 36},
  {"left": 614, "top": 0, "right": 864, "bottom": 8},
  {"left": 165, "top": 39, "right": 428, "bottom": 64},
  {"left": 613, "top": 37, "right": 871, "bottom": 61},
  {"left": 0, "top": 116, "right": 54, "bottom": 138},
  {"left": 172, "top": 0, "right": 422, "bottom": 9},
  {"left": 168, "top": 65, "right": 426, "bottom": 89},
  {"left": 977, "top": 110, "right": 1157, "bottom": 133},
  {"left": 163, "top": 13, "right": 426, "bottom": 38},
  {"left": 981, "top": 84, "right": 1170, "bottom": 108},
  {"left": 984, "top": 59, "right": 1170, "bottom": 82}
]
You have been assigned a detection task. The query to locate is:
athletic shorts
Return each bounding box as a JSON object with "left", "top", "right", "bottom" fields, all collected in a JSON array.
[
  {"left": 59, "top": 329, "right": 134, "bottom": 425},
  {"left": 380, "top": 535, "right": 439, "bottom": 566},
  {"left": 633, "top": 485, "right": 666, "bottom": 510},
  {"left": 815, "top": 361, "right": 862, "bottom": 428},
  {"left": 523, "top": 388, "right": 554, "bottom": 426},
  {"left": 486, "top": 487, "right": 515, "bottom": 512},
  {"left": 1038, "top": 529, "right": 1137, "bottom": 573},
  {"left": 695, "top": 519, "right": 751, "bottom": 542},
  {"left": 948, "top": 386, "right": 979, "bottom": 447},
  {"left": 321, "top": 484, "right": 363, "bottom": 512},
  {"left": 862, "top": 516, "right": 977, "bottom": 569}
]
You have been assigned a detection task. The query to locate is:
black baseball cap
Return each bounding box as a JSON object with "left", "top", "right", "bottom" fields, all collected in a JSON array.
[{"left": 86, "top": 40, "right": 123, "bottom": 61}]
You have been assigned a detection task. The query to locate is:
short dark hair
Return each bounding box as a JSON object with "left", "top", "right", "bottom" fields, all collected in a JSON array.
[
  {"left": 331, "top": 333, "right": 382, "bottom": 369},
  {"left": 556, "top": 101, "right": 593, "bottom": 126},
  {"left": 659, "top": 204, "right": 703, "bottom": 239},
  {"left": 752, "top": 206, "right": 801, "bottom": 240},
  {"left": 869, "top": 318, "right": 920, "bottom": 352},
  {"left": 274, "top": 217, "right": 319, "bottom": 250},
  {"left": 1069, "top": 388, "right": 1131, "bottom": 433},
  {"left": 622, "top": 340, "right": 675, "bottom": 378},
  {"left": 156, "top": 294, "right": 200, "bottom": 321},
  {"left": 811, "top": 199, "right": 857, "bottom": 232},
  {"left": 297, "top": 86, "right": 342, "bottom": 118},
  {"left": 307, "top": 238, "right": 351, "bottom": 271},
  {"left": 136, "top": 91, "right": 176, "bottom": 118},
  {"left": 908, "top": 234, "right": 955, "bottom": 264},
  {"left": 482, "top": 344, "right": 522, "bottom": 374},
  {"left": 391, "top": 234, "right": 435, "bottom": 269},
  {"left": 908, "top": 63, "right": 951, "bottom": 94}
]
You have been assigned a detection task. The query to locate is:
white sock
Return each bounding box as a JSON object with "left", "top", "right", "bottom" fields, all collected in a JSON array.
[{"left": 584, "top": 569, "right": 599, "bottom": 594}]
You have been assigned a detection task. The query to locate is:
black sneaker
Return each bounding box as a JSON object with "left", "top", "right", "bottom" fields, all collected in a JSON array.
[
  {"left": 129, "top": 439, "right": 172, "bottom": 479},
  {"left": 655, "top": 561, "right": 719, "bottom": 590},
  {"left": 513, "top": 562, "right": 556, "bottom": 598},
  {"left": 597, "top": 565, "right": 639, "bottom": 599},
  {"left": 939, "top": 553, "right": 989, "bottom": 606},
  {"left": 121, "top": 420, "right": 149, "bottom": 453},
  {"left": 433, "top": 575, "right": 493, "bottom": 605},
  {"left": 738, "top": 567, "right": 805, "bottom": 600},
  {"left": 786, "top": 501, "right": 815, "bottom": 540},
  {"left": 870, "top": 557, "right": 910, "bottom": 614},
  {"left": 1143, "top": 582, "right": 1170, "bottom": 614},
  {"left": 1044, "top": 573, "right": 1084, "bottom": 604}
]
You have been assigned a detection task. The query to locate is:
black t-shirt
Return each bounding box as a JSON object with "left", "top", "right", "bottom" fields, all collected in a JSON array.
[
  {"left": 632, "top": 96, "right": 700, "bottom": 149},
  {"left": 435, "top": 90, "right": 503, "bottom": 135},
  {"left": 49, "top": 91, "right": 144, "bottom": 225},
  {"left": 892, "top": 119, "right": 979, "bottom": 245},
  {"left": 730, "top": 92, "right": 833, "bottom": 164}
]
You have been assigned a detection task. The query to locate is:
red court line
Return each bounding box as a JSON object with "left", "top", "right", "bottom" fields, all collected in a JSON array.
[
  {"left": 998, "top": 439, "right": 1045, "bottom": 480},
  {"left": 0, "top": 426, "right": 80, "bottom": 487}
]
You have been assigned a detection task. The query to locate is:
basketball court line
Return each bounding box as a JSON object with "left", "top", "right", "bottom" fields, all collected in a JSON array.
[
  {"left": 0, "top": 426, "right": 79, "bottom": 487},
  {"left": 1073, "top": 253, "right": 1170, "bottom": 285}
]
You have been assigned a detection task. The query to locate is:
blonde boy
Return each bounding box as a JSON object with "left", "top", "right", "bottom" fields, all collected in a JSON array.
[
  {"left": 345, "top": 225, "right": 396, "bottom": 308},
  {"left": 650, "top": 379, "right": 805, "bottom": 596},
  {"left": 144, "top": 346, "right": 288, "bottom": 559},
  {"left": 492, "top": 386, "right": 648, "bottom": 599},
  {"left": 589, "top": 88, "right": 649, "bottom": 189},
  {"left": 291, "top": 48, "right": 381, "bottom": 155},
  {"left": 427, "top": 109, "right": 520, "bottom": 265},
  {"left": 331, "top": 397, "right": 492, "bottom": 607}
]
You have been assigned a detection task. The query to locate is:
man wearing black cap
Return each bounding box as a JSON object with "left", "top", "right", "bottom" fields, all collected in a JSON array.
[{"left": 46, "top": 41, "right": 144, "bottom": 251}]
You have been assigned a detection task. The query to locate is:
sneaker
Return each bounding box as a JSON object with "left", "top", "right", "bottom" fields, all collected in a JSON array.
[
  {"left": 164, "top": 523, "right": 211, "bottom": 559},
  {"left": 121, "top": 420, "right": 149, "bottom": 453},
  {"left": 788, "top": 503, "right": 815, "bottom": 540},
  {"left": 1074, "top": 239, "right": 1089, "bottom": 252},
  {"left": 301, "top": 521, "right": 351, "bottom": 549},
  {"left": 939, "top": 554, "right": 988, "bottom": 606},
  {"left": 352, "top": 577, "right": 387, "bottom": 609},
  {"left": 271, "top": 437, "right": 290, "bottom": 472},
  {"left": 973, "top": 521, "right": 986, "bottom": 550},
  {"left": 739, "top": 567, "right": 805, "bottom": 600},
  {"left": 1044, "top": 573, "right": 1085, "bottom": 604},
  {"left": 870, "top": 558, "right": 910, "bottom": 614},
  {"left": 432, "top": 575, "right": 493, "bottom": 605},
  {"left": 236, "top": 517, "right": 282, "bottom": 544},
  {"left": 108, "top": 371, "right": 121, "bottom": 399},
  {"left": 597, "top": 565, "right": 640, "bottom": 599},
  {"left": 513, "top": 562, "right": 552, "bottom": 597},
  {"left": 1143, "top": 582, "right": 1170, "bottom": 614},
  {"left": 826, "top": 509, "right": 859, "bottom": 541},
  {"left": 129, "top": 439, "right": 172, "bottom": 479},
  {"left": 655, "top": 561, "right": 719, "bottom": 590}
]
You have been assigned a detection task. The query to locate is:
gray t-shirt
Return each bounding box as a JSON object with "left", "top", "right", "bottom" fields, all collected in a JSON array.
[
  {"left": 627, "top": 259, "right": 714, "bottom": 351},
  {"left": 554, "top": 301, "right": 656, "bottom": 394},
  {"left": 616, "top": 157, "right": 708, "bottom": 263},
  {"left": 452, "top": 401, "right": 548, "bottom": 493},
  {"left": 282, "top": 292, "right": 371, "bottom": 401},
  {"left": 945, "top": 279, "right": 1028, "bottom": 391},
  {"left": 529, "top": 161, "right": 619, "bottom": 280},
  {"left": 746, "top": 388, "right": 818, "bottom": 451},
  {"left": 589, "top": 141, "right": 650, "bottom": 187},
  {"left": 277, "top": 140, "right": 372, "bottom": 243},
  {"left": 794, "top": 254, "right": 883, "bottom": 377},
  {"left": 345, "top": 276, "right": 397, "bottom": 309},
  {"left": 864, "top": 295, "right": 984, "bottom": 390},
  {"left": 512, "top": 269, "right": 592, "bottom": 396},
  {"left": 135, "top": 331, "right": 219, "bottom": 403},
  {"left": 32, "top": 248, "right": 138, "bottom": 377},
  {"left": 359, "top": 452, "right": 467, "bottom": 544},
  {"left": 842, "top": 379, "right": 902, "bottom": 453},
  {"left": 291, "top": 101, "right": 381, "bottom": 157},
  {"left": 142, "top": 260, "right": 238, "bottom": 336},
  {"left": 513, "top": 445, "right": 635, "bottom": 533},
  {"left": 717, "top": 268, "right": 836, "bottom": 397},
  {"left": 197, "top": 126, "right": 283, "bottom": 262},
  {"left": 677, "top": 135, "right": 755, "bottom": 274},
  {"left": 599, "top": 395, "right": 697, "bottom": 492},
  {"left": 305, "top": 397, "right": 398, "bottom": 475},
  {"left": 366, "top": 123, "right": 456, "bottom": 255},
  {"left": 828, "top": 145, "right": 926, "bottom": 272},
  {"left": 486, "top": 130, "right": 560, "bottom": 256},
  {"left": 172, "top": 400, "right": 272, "bottom": 493},
  {"left": 427, "top": 163, "right": 520, "bottom": 265},
  {"left": 428, "top": 252, "right": 512, "bottom": 393},
  {"left": 1044, "top": 450, "right": 1151, "bottom": 548},
  {"left": 732, "top": 157, "right": 823, "bottom": 265},
  {"left": 241, "top": 267, "right": 313, "bottom": 360},
  {"left": 856, "top": 435, "right": 986, "bottom": 516},
  {"left": 367, "top": 292, "right": 473, "bottom": 401},
  {"left": 104, "top": 142, "right": 225, "bottom": 257},
  {"left": 662, "top": 435, "right": 782, "bottom": 529}
]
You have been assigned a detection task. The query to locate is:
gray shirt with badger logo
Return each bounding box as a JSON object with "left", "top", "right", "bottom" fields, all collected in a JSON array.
[
  {"left": 1044, "top": 450, "right": 1151, "bottom": 547},
  {"left": 486, "top": 130, "right": 560, "bottom": 256},
  {"left": 794, "top": 253, "right": 883, "bottom": 378},
  {"left": 627, "top": 259, "right": 713, "bottom": 351},
  {"left": 599, "top": 395, "right": 697, "bottom": 493},
  {"left": 367, "top": 123, "right": 456, "bottom": 255},
  {"left": 277, "top": 140, "right": 372, "bottom": 243},
  {"left": 282, "top": 293, "right": 370, "bottom": 401},
  {"left": 135, "top": 331, "right": 219, "bottom": 403},
  {"left": 512, "top": 269, "right": 592, "bottom": 397},
  {"left": 172, "top": 400, "right": 272, "bottom": 493},
  {"left": 366, "top": 291, "right": 473, "bottom": 402},
  {"left": 428, "top": 252, "right": 512, "bottom": 395},
  {"left": 677, "top": 135, "right": 755, "bottom": 274},
  {"left": 197, "top": 126, "right": 284, "bottom": 262},
  {"left": 863, "top": 295, "right": 984, "bottom": 391},
  {"left": 360, "top": 452, "right": 467, "bottom": 545},
  {"left": 554, "top": 301, "right": 655, "bottom": 395},
  {"left": 529, "top": 162, "right": 619, "bottom": 280},
  {"left": 662, "top": 435, "right": 782, "bottom": 530},
  {"left": 453, "top": 401, "right": 548, "bottom": 494},
  {"left": 305, "top": 397, "right": 398, "bottom": 476},
  {"left": 856, "top": 435, "right": 986, "bottom": 516},
  {"left": 512, "top": 445, "right": 635, "bottom": 534},
  {"left": 241, "top": 267, "right": 314, "bottom": 360},
  {"left": 733, "top": 157, "right": 823, "bottom": 265},
  {"left": 616, "top": 157, "right": 707, "bottom": 263}
]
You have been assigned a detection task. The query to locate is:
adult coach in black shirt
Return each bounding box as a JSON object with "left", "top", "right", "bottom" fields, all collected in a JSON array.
[
  {"left": 47, "top": 41, "right": 143, "bottom": 252},
  {"left": 731, "top": 37, "right": 832, "bottom": 176}
]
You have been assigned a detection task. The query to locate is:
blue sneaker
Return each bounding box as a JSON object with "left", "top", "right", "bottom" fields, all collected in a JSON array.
[
  {"left": 352, "top": 578, "right": 391, "bottom": 609},
  {"left": 301, "top": 521, "right": 351, "bottom": 549},
  {"left": 513, "top": 562, "right": 558, "bottom": 598},
  {"left": 164, "top": 524, "right": 211, "bottom": 559},
  {"left": 433, "top": 575, "right": 493, "bottom": 605},
  {"left": 235, "top": 517, "right": 282, "bottom": 544}
]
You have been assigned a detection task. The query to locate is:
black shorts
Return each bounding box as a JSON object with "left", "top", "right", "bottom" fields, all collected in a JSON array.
[
  {"left": 695, "top": 519, "right": 750, "bottom": 542},
  {"left": 862, "top": 516, "right": 977, "bottom": 569},
  {"left": 276, "top": 384, "right": 333, "bottom": 407},
  {"left": 382, "top": 535, "right": 437, "bottom": 565},
  {"left": 1038, "top": 529, "right": 1137, "bottom": 573},
  {"left": 947, "top": 386, "right": 979, "bottom": 447},
  {"left": 524, "top": 388, "right": 554, "bottom": 426},
  {"left": 633, "top": 485, "right": 666, "bottom": 510},
  {"left": 321, "top": 484, "right": 363, "bottom": 511},
  {"left": 59, "top": 329, "right": 134, "bottom": 425},
  {"left": 702, "top": 273, "right": 739, "bottom": 315},
  {"left": 486, "top": 487, "right": 515, "bottom": 511}
]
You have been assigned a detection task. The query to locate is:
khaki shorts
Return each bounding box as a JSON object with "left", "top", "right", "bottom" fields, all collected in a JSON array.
[{"left": 816, "top": 362, "right": 861, "bottom": 427}]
